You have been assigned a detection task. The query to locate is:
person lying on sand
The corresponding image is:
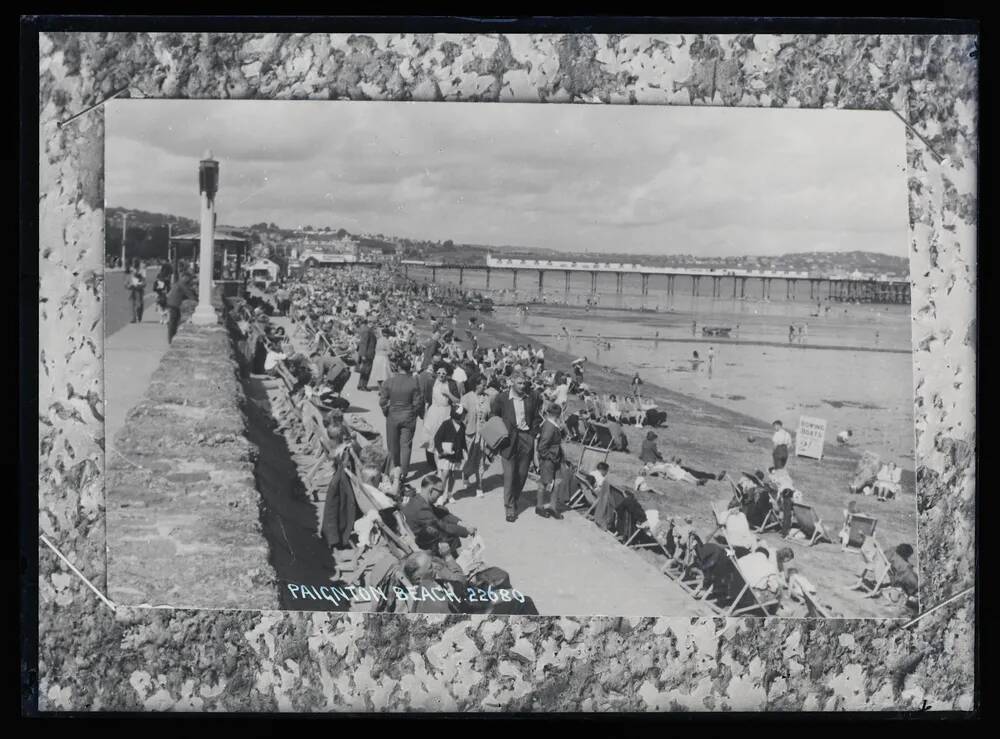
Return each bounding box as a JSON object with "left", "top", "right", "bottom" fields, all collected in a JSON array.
[{"left": 643, "top": 459, "right": 725, "bottom": 487}]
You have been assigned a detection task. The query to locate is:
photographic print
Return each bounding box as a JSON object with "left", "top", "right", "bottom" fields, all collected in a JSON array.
[
  {"left": 34, "top": 28, "right": 976, "bottom": 715},
  {"left": 104, "top": 99, "right": 918, "bottom": 618}
]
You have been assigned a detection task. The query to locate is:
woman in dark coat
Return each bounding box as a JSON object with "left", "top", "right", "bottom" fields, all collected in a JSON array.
[{"left": 639, "top": 431, "right": 664, "bottom": 464}]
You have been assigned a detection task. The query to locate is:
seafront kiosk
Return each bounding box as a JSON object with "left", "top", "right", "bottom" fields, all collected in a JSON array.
[{"left": 169, "top": 228, "right": 250, "bottom": 299}]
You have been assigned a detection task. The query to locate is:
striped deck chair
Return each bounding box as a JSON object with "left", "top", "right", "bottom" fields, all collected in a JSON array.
[
  {"left": 849, "top": 539, "right": 893, "bottom": 598},
  {"left": 841, "top": 513, "right": 878, "bottom": 553},
  {"left": 788, "top": 503, "right": 834, "bottom": 547}
]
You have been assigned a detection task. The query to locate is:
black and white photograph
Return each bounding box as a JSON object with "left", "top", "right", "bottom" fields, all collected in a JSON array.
[{"left": 103, "top": 99, "right": 918, "bottom": 619}]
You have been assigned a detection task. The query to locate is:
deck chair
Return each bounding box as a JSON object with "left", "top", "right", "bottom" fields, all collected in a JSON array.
[
  {"left": 849, "top": 539, "right": 893, "bottom": 598},
  {"left": 333, "top": 466, "right": 408, "bottom": 583},
  {"left": 841, "top": 513, "right": 878, "bottom": 553},
  {"left": 668, "top": 552, "right": 707, "bottom": 598},
  {"left": 750, "top": 486, "right": 783, "bottom": 534},
  {"left": 800, "top": 588, "right": 831, "bottom": 618},
  {"left": 721, "top": 553, "right": 782, "bottom": 617},
  {"left": 567, "top": 471, "right": 599, "bottom": 518},
  {"left": 583, "top": 421, "right": 615, "bottom": 450},
  {"left": 708, "top": 499, "right": 734, "bottom": 541},
  {"left": 788, "top": 503, "right": 833, "bottom": 547},
  {"left": 756, "top": 499, "right": 782, "bottom": 534},
  {"left": 624, "top": 512, "right": 672, "bottom": 558},
  {"left": 576, "top": 442, "right": 611, "bottom": 472}
]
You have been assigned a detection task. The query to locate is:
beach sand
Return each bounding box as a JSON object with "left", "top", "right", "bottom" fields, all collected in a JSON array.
[{"left": 439, "top": 301, "right": 919, "bottom": 619}]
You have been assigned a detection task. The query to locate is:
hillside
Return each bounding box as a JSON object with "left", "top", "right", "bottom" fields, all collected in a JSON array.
[{"left": 104, "top": 207, "right": 909, "bottom": 276}]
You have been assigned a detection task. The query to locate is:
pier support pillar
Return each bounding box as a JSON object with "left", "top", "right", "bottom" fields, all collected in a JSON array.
[
  {"left": 485, "top": 267, "right": 491, "bottom": 288},
  {"left": 641, "top": 274, "right": 649, "bottom": 296},
  {"left": 458, "top": 267, "right": 464, "bottom": 285},
  {"left": 564, "top": 271, "right": 571, "bottom": 291},
  {"left": 616, "top": 273, "right": 623, "bottom": 293},
  {"left": 538, "top": 270, "right": 544, "bottom": 292},
  {"left": 512, "top": 269, "right": 518, "bottom": 289},
  {"left": 431, "top": 266, "right": 437, "bottom": 282},
  {"left": 693, "top": 276, "right": 700, "bottom": 296},
  {"left": 590, "top": 272, "right": 598, "bottom": 294}
]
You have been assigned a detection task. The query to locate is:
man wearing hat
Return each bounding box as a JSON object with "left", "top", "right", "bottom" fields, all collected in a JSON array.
[{"left": 164, "top": 271, "right": 198, "bottom": 343}]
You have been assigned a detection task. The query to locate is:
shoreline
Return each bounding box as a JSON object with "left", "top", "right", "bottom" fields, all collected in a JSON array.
[
  {"left": 501, "top": 333, "right": 912, "bottom": 355},
  {"left": 415, "top": 285, "right": 911, "bottom": 475}
]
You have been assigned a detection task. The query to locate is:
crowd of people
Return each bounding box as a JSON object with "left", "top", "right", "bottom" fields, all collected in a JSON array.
[{"left": 237, "top": 264, "right": 916, "bottom": 617}]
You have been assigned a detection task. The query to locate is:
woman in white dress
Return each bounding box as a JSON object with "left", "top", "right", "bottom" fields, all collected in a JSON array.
[
  {"left": 369, "top": 328, "right": 392, "bottom": 388},
  {"left": 423, "top": 366, "right": 459, "bottom": 450}
]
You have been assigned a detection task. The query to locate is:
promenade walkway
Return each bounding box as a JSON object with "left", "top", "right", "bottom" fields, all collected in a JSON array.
[
  {"left": 104, "top": 292, "right": 169, "bottom": 446},
  {"left": 272, "top": 316, "right": 711, "bottom": 616}
]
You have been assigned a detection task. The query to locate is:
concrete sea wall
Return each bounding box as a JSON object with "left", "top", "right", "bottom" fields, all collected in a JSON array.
[{"left": 105, "top": 318, "right": 280, "bottom": 610}]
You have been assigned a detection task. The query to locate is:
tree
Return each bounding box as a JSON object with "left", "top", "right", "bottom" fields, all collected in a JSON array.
[
  {"left": 336, "top": 228, "right": 348, "bottom": 239},
  {"left": 443, "top": 239, "right": 454, "bottom": 249}
]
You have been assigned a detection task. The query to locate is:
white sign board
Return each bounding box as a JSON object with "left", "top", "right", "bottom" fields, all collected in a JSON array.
[{"left": 795, "top": 416, "right": 827, "bottom": 460}]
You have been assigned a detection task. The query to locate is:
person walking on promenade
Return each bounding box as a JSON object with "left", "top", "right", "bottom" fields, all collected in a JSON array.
[
  {"left": 152, "top": 261, "right": 172, "bottom": 324},
  {"left": 126, "top": 258, "right": 147, "bottom": 323},
  {"left": 771, "top": 419, "right": 792, "bottom": 470},
  {"left": 354, "top": 316, "right": 378, "bottom": 391},
  {"left": 492, "top": 371, "right": 541, "bottom": 523},
  {"left": 434, "top": 404, "right": 468, "bottom": 506},
  {"left": 379, "top": 356, "right": 423, "bottom": 493},
  {"left": 460, "top": 375, "right": 490, "bottom": 498},
  {"left": 165, "top": 272, "right": 197, "bottom": 343},
  {"left": 534, "top": 403, "right": 566, "bottom": 520}
]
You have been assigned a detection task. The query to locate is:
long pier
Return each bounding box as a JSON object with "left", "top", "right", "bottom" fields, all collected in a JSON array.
[
  {"left": 304, "top": 255, "right": 912, "bottom": 305},
  {"left": 397, "top": 256, "right": 911, "bottom": 305}
]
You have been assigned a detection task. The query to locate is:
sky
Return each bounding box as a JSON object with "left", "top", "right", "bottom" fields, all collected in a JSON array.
[{"left": 106, "top": 99, "right": 910, "bottom": 258}]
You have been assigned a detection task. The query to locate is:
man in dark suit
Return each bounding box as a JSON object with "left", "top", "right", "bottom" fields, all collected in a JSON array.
[
  {"left": 354, "top": 317, "right": 378, "bottom": 391},
  {"left": 379, "top": 356, "right": 423, "bottom": 492},
  {"left": 416, "top": 363, "right": 436, "bottom": 418},
  {"left": 491, "top": 371, "right": 541, "bottom": 523},
  {"left": 534, "top": 403, "right": 565, "bottom": 519},
  {"left": 402, "top": 474, "right": 477, "bottom": 555}
]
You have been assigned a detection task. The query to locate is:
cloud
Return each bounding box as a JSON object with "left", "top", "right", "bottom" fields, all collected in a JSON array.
[{"left": 106, "top": 100, "right": 909, "bottom": 257}]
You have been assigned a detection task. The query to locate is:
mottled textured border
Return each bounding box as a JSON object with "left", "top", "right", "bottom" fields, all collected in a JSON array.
[{"left": 36, "top": 32, "right": 976, "bottom": 712}]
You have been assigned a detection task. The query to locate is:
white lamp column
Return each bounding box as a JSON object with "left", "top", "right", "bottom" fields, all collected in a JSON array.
[{"left": 191, "top": 149, "right": 220, "bottom": 325}]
